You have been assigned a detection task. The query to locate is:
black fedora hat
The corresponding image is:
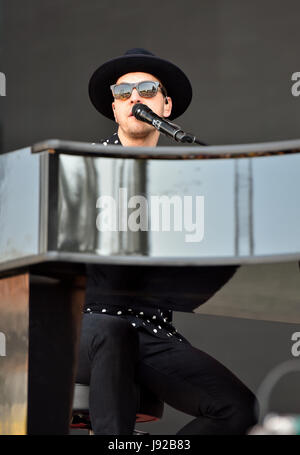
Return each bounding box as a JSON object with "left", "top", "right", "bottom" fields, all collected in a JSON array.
[{"left": 88, "top": 48, "right": 192, "bottom": 121}]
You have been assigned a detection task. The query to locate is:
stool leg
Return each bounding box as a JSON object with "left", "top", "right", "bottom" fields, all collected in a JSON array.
[{"left": 133, "top": 428, "right": 150, "bottom": 435}]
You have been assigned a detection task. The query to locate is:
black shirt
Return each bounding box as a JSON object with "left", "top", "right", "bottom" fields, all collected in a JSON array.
[{"left": 84, "top": 133, "right": 185, "bottom": 342}]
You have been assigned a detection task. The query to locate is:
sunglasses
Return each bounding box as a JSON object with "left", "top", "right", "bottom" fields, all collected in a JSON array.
[{"left": 110, "top": 80, "right": 167, "bottom": 100}]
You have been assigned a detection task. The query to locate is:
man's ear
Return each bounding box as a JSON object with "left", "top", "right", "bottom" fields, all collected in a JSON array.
[
  {"left": 112, "top": 102, "right": 117, "bottom": 121},
  {"left": 163, "top": 96, "right": 172, "bottom": 118}
]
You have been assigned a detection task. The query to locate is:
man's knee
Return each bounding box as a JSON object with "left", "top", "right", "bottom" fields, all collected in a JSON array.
[
  {"left": 203, "top": 387, "right": 259, "bottom": 434},
  {"left": 231, "top": 397, "right": 259, "bottom": 434},
  {"left": 219, "top": 392, "right": 259, "bottom": 434}
]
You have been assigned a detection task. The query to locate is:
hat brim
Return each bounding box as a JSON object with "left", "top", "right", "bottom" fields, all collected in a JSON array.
[{"left": 88, "top": 54, "right": 192, "bottom": 121}]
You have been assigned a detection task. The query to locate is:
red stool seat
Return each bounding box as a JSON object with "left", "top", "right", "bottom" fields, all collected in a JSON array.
[{"left": 71, "top": 383, "right": 164, "bottom": 432}]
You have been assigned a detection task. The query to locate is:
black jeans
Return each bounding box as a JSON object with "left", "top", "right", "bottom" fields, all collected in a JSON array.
[{"left": 75, "top": 313, "right": 258, "bottom": 435}]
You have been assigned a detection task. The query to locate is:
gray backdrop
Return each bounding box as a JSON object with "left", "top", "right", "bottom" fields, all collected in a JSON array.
[{"left": 1, "top": 0, "right": 300, "bottom": 434}]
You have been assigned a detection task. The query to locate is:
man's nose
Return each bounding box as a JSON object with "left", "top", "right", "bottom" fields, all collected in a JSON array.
[{"left": 130, "top": 87, "right": 141, "bottom": 103}]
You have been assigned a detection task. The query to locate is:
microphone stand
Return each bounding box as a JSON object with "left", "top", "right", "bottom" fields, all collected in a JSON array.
[
  {"left": 175, "top": 130, "right": 207, "bottom": 145},
  {"left": 162, "top": 120, "right": 207, "bottom": 146}
]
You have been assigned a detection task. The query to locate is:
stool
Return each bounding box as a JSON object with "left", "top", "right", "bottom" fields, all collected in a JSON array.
[{"left": 70, "top": 383, "right": 164, "bottom": 434}]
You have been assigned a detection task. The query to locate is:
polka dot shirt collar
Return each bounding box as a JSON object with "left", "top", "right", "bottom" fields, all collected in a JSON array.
[{"left": 100, "top": 133, "right": 121, "bottom": 146}]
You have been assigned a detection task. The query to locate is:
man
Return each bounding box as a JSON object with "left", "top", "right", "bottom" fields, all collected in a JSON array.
[{"left": 75, "top": 48, "right": 258, "bottom": 435}]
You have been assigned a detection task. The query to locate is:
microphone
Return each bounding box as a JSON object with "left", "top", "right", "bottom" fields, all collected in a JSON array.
[{"left": 132, "top": 103, "right": 206, "bottom": 144}]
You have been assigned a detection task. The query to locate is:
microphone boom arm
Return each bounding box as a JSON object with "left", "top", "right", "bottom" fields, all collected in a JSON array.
[
  {"left": 132, "top": 103, "right": 207, "bottom": 146},
  {"left": 164, "top": 121, "right": 207, "bottom": 145}
]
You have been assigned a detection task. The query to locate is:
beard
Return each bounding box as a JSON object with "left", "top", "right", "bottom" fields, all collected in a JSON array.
[{"left": 120, "top": 118, "right": 157, "bottom": 138}]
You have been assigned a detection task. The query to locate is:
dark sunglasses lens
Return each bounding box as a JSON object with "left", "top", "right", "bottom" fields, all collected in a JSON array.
[
  {"left": 113, "top": 83, "right": 131, "bottom": 99},
  {"left": 138, "top": 81, "right": 158, "bottom": 98}
]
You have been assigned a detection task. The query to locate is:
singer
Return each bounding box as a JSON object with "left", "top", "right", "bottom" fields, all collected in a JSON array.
[{"left": 75, "top": 48, "right": 258, "bottom": 435}]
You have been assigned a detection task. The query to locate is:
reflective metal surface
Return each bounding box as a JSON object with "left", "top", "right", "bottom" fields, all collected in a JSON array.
[
  {"left": 0, "top": 273, "right": 28, "bottom": 435},
  {"left": 32, "top": 137, "right": 300, "bottom": 159},
  {"left": 0, "top": 147, "right": 40, "bottom": 263},
  {"left": 55, "top": 149, "right": 300, "bottom": 262},
  {"left": 1, "top": 141, "right": 300, "bottom": 269},
  {"left": 0, "top": 141, "right": 300, "bottom": 320},
  {"left": 253, "top": 154, "right": 300, "bottom": 256},
  {"left": 57, "top": 155, "right": 148, "bottom": 255}
]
